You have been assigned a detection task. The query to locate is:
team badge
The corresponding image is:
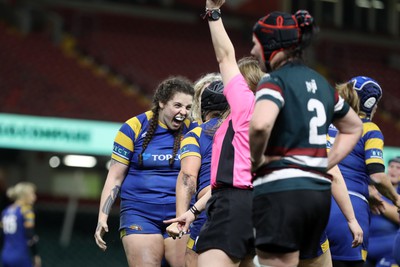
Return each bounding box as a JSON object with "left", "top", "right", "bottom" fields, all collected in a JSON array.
[{"left": 129, "top": 224, "right": 143, "bottom": 231}]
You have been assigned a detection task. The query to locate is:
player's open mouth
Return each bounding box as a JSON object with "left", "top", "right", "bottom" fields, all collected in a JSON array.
[{"left": 174, "top": 115, "right": 185, "bottom": 122}]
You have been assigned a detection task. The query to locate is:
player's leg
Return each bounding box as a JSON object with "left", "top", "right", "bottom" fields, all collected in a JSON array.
[
  {"left": 198, "top": 249, "right": 241, "bottom": 267},
  {"left": 164, "top": 234, "right": 189, "bottom": 267},
  {"left": 184, "top": 247, "right": 198, "bottom": 267},
  {"left": 122, "top": 233, "right": 164, "bottom": 267}
]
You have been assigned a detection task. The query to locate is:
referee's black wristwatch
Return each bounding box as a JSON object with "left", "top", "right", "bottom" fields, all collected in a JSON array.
[{"left": 201, "top": 8, "right": 221, "bottom": 21}]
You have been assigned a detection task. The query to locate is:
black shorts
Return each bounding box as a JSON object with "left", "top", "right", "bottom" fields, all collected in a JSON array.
[
  {"left": 253, "top": 189, "right": 331, "bottom": 258},
  {"left": 195, "top": 188, "right": 255, "bottom": 260}
]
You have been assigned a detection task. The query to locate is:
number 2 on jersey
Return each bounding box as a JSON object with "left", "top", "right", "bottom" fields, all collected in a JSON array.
[{"left": 307, "top": 98, "right": 327, "bottom": 145}]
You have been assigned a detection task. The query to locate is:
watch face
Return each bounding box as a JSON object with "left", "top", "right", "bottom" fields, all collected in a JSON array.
[{"left": 211, "top": 10, "right": 221, "bottom": 20}]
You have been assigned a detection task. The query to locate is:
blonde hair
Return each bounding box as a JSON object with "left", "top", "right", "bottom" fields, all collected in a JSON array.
[
  {"left": 335, "top": 81, "right": 360, "bottom": 115},
  {"left": 238, "top": 56, "right": 265, "bottom": 92},
  {"left": 192, "top": 72, "right": 222, "bottom": 123},
  {"left": 6, "top": 182, "right": 36, "bottom": 201}
]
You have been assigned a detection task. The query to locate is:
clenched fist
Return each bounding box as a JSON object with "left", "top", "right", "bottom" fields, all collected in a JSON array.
[{"left": 206, "top": 0, "right": 225, "bottom": 9}]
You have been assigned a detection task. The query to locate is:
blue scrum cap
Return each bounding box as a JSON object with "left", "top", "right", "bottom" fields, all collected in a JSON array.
[{"left": 350, "top": 76, "right": 382, "bottom": 115}]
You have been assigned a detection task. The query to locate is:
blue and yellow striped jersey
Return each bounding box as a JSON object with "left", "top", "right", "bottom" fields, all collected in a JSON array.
[
  {"left": 180, "top": 117, "right": 220, "bottom": 199},
  {"left": 327, "top": 118, "right": 384, "bottom": 198},
  {"left": 112, "top": 111, "right": 198, "bottom": 206}
]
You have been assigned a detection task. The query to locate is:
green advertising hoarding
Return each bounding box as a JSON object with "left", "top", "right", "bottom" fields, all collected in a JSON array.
[
  {"left": 0, "top": 113, "right": 121, "bottom": 155},
  {"left": 383, "top": 146, "right": 400, "bottom": 166},
  {"left": 0, "top": 113, "right": 399, "bottom": 161}
]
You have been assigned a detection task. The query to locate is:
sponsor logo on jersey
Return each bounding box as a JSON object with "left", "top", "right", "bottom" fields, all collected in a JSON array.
[
  {"left": 370, "top": 149, "right": 383, "bottom": 159},
  {"left": 149, "top": 154, "right": 181, "bottom": 161},
  {"left": 180, "top": 146, "right": 189, "bottom": 156},
  {"left": 113, "top": 144, "right": 130, "bottom": 158},
  {"left": 142, "top": 153, "right": 151, "bottom": 160}
]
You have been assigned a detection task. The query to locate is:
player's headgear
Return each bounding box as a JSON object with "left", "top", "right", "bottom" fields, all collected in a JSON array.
[
  {"left": 350, "top": 76, "right": 382, "bottom": 116},
  {"left": 253, "top": 12, "right": 300, "bottom": 68},
  {"left": 253, "top": 10, "right": 316, "bottom": 70},
  {"left": 201, "top": 80, "right": 228, "bottom": 113}
]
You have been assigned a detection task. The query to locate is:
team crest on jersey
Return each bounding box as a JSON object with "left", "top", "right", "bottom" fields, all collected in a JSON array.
[
  {"left": 306, "top": 79, "right": 317, "bottom": 93},
  {"left": 129, "top": 224, "right": 143, "bottom": 231}
]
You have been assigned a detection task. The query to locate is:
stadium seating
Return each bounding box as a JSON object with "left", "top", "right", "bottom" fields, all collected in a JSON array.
[
  {"left": 61, "top": 12, "right": 251, "bottom": 94},
  {"left": 315, "top": 39, "right": 400, "bottom": 146},
  {"left": 0, "top": 22, "right": 149, "bottom": 122}
]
